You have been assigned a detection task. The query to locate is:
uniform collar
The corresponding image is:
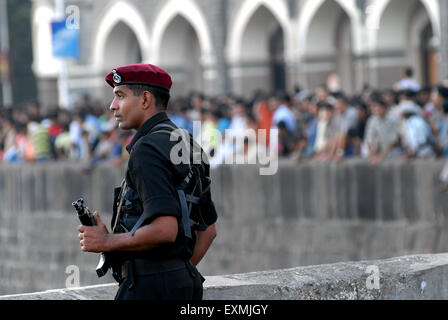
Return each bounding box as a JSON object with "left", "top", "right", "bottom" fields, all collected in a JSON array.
[{"left": 126, "top": 112, "right": 169, "bottom": 153}]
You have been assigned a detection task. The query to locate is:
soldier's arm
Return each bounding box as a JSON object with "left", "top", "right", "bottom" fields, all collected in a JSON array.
[
  {"left": 106, "top": 216, "right": 178, "bottom": 252},
  {"left": 79, "top": 214, "right": 178, "bottom": 253},
  {"left": 190, "top": 224, "right": 217, "bottom": 266}
]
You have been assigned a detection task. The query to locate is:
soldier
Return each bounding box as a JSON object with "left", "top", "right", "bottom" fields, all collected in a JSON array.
[{"left": 77, "top": 64, "right": 217, "bottom": 300}]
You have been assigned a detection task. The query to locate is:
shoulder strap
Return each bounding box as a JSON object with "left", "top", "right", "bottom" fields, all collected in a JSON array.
[
  {"left": 150, "top": 123, "right": 194, "bottom": 169},
  {"left": 112, "top": 179, "right": 127, "bottom": 233},
  {"left": 150, "top": 123, "right": 178, "bottom": 132}
]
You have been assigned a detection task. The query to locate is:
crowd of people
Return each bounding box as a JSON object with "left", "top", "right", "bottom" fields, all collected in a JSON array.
[
  {"left": 1, "top": 67, "right": 448, "bottom": 169},
  {"left": 0, "top": 96, "right": 131, "bottom": 168}
]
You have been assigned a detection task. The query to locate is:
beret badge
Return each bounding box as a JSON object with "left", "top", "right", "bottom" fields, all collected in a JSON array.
[{"left": 112, "top": 69, "right": 122, "bottom": 84}]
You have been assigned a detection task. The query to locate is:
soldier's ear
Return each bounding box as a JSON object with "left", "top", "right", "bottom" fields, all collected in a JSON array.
[{"left": 141, "top": 91, "right": 153, "bottom": 110}]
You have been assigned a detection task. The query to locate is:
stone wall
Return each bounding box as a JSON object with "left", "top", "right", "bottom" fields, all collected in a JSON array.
[
  {"left": 2, "top": 253, "right": 448, "bottom": 300},
  {"left": 1, "top": 159, "right": 448, "bottom": 295}
]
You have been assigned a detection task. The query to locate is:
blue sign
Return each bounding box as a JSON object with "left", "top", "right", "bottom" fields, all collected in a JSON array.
[{"left": 51, "top": 19, "right": 79, "bottom": 58}]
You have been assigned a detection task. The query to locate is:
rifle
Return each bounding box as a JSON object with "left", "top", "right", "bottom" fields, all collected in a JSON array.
[{"left": 72, "top": 198, "right": 113, "bottom": 279}]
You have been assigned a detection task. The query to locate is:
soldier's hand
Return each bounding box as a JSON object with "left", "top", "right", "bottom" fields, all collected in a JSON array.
[
  {"left": 93, "top": 211, "right": 107, "bottom": 229},
  {"left": 77, "top": 211, "right": 110, "bottom": 253}
]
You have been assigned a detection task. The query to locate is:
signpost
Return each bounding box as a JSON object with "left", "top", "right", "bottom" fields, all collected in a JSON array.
[{"left": 51, "top": 0, "right": 79, "bottom": 109}]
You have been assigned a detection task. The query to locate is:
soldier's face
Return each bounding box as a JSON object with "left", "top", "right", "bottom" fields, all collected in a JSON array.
[{"left": 110, "top": 85, "right": 143, "bottom": 130}]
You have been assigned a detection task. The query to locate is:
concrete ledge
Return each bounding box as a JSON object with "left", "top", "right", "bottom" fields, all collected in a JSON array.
[{"left": 2, "top": 253, "right": 448, "bottom": 300}]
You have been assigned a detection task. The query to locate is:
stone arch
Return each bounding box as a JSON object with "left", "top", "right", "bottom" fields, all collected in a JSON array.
[
  {"left": 227, "top": 0, "right": 292, "bottom": 65},
  {"left": 157, "top": 15, "right": 203, "bottom": 96},
  {"left": 102, "top": 22, "right": 142, "bottom": 70},
  {"left": 297, "top": 0, "right": 362, "bottom": 57},
  {"left": 227, "top": 0, "right": 292, "bottom": 96},
  {"left": 151, "top": 0, "right": 214, "bottom": 67},
  {"left": 297, "top": 0, "right": 361, "bottom": 93},
  {"left": 368, "top": 0, "right": 440, "bottom": 87},
  {"left": 92, "top": 1, "right": 150, "bottom": 72},
  {"left": 367, "top": 0, "right": 440, "bottom": 48}
]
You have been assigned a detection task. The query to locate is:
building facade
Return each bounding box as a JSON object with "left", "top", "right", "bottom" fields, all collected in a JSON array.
[{"left": 31, "top": 0, "right": 445, "bottom": 108}]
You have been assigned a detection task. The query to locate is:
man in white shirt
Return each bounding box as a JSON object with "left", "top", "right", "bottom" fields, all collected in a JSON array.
[
  {"left": 400, "top": 103, "right": 434, "bottom": 158},
  {"left": 396, "top": 67, "right": 420, "bottom": 92},
  {"left": 364, "top": 98, "right": 399, "bottom": 165}
]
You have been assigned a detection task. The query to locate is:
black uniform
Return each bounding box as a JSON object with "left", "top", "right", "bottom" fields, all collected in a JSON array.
[{"left": 111, "top": 112, "right": 217, "bottom": 300}]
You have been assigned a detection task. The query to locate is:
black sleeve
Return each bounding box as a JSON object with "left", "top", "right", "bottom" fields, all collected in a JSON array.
[
  {"left": 201, "top": 190, "right": 218, "bottom": 226},
  {"left": 200, "top": 162, "right": 218, "bottom": 226},
  {"left": 128, "top": 140, "right": 181, "bottom": 225}
]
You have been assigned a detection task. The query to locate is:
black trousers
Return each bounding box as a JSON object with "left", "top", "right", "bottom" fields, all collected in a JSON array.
[{"left": 114, "top": 261, "right": 204, "bottom": 300}]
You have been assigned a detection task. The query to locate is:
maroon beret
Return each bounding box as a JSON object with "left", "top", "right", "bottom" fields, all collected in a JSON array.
[{"left": 105, "top": 63, "right": 172, "bottom": 92}]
